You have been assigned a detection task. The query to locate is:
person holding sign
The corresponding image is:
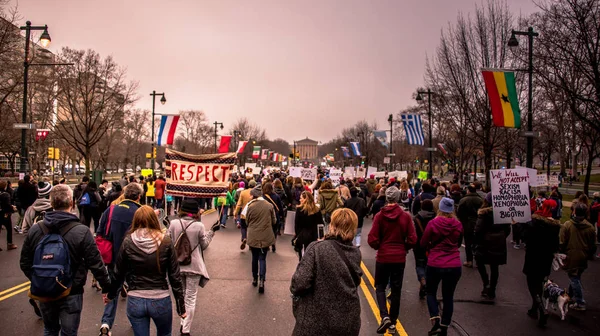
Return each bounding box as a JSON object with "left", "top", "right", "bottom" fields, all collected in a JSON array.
[
  {"left": 473, "top": 193, "right": 511, "bottom": 300},
  {"left": 520, "top": 199, "right": 561, "bottom": 327}
]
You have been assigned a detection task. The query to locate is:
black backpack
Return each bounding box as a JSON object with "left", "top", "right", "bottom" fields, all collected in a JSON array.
[{"left": 173, "top": 220, "right": 199, "bottom": 266}]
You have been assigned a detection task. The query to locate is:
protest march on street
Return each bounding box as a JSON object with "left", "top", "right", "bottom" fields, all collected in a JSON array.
[{"left": 1, "top": 0, "right": 600, "bottom": 335}]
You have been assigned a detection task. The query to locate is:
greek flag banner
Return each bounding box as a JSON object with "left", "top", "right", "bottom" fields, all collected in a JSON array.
[
  {"left": 350, "top": 142, "right": 361, "bottom": 156},
  {"left": 401, "top": 114, "right": 425, "bottom": 145}
]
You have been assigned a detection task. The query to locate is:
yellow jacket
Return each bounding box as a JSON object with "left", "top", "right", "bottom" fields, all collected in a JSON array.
[
  {"left": 234, "top": 189, "right": 253, "bottom": 219},
  {"left": 146, "top": 182, "right": 155, "bottom": 197}
]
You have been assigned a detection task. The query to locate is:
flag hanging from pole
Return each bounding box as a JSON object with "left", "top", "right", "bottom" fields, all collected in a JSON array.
[
  {"left": 261, "top": 149, "right": 269, "bottom": 160},
  {"left": 252, "top": 146, "right": 261, "bottom": 159},
  {"left": 341, "top": 146, "right": 351, "bottom": 158},
  {"left": 401, "top": 114, "right": 425, "bottom": 145},
  {"left": 438, "top": 143, "right": 448, "bottom": 155},
  {"left": 237, "top": 141, "right": 248, "bottom": 154},
  {"left": 373, "top": 130, "right": 389, "bottom": 148},
  {"left": 350, "top": 142, "right": 362, "bottom": 156},
  {"left": 157, "top": 115, "right": 180, "bottom": 146},
  {"left": 218, "top": 135, "right": 232, "bottom": 153},
  {"left": 482, "top": 69, "right": 521, "bottom": 128}
]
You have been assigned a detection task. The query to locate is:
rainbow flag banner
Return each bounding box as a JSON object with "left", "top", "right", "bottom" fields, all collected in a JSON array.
[{"left": 482, "top": 69, "right": 521, "bottom": 128}]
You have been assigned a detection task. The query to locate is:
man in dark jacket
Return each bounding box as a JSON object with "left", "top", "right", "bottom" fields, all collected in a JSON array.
[
  {"left": 17, "top": 175, "right": 38, "bottom": 217},
  {"left": 0, "top": 180, "right": 17, "bottom": 250},
  {"left": 20, "top": 184, "right": 111, "bottom": 335},
  {"left": 411, "top": 182, "right": 435, "bottom": 215},
  {"left": 73, "top": 176, "right": 89, "bottom": 221},
  {"left": 345, "top": 187, "right": 367, "bottom": 247},
  {"left": 96, "top": 182, "right": 143, "bottom": 335},
  {"left": 367, "top": 186, "right": 418, "bottom": 334},
  {"left": 457, "top": 185, "right": 483, "bottom": 268},
  {"left": 413, "top": 199, "right": 435, "bottom": 299}
]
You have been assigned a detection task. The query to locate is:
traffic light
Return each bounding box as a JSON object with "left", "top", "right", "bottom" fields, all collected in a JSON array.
[
  {"left": 415, "top": 157, "right": 419, "bottom": 163},
  {"left": 48, "top": 147, "right": 54, "bottom": 159},
  {"left": 146, "top": 153, "right": 151, "bottom": 159},
  {"left": 55, "top": 148, "right": 60, "bottom": 160},
  {"left": 153, "top": 147, "right": 157, "bottom": 158},
  {"left": 36, "top": 130, "right": 49, "bottom": 141}
]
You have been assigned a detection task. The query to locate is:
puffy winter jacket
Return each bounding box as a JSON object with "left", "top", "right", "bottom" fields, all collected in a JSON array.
[
  {"left": 421, "top": 216, "right": 463, "bottom": 268},
  {"left": 368, "top": 204, "right": 417, "bottom": 263}
]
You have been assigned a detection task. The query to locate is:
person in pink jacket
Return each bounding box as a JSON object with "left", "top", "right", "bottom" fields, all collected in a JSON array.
[{"left": 421, "top": 197, "right": 463, "bottom": 336}]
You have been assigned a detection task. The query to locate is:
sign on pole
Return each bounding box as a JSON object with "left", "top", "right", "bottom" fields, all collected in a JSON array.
[
  {"left": 13, "top": 123, "right": 36, "bottom": 129},
  {"left": 549, "top": 175, "right": 560, "bottom": 187},
  {"left": 383, "top": 157, "right": 390, "bottom": 164},
  {"left": 489, "top": 168, "right": 532, "bottom": 224}
]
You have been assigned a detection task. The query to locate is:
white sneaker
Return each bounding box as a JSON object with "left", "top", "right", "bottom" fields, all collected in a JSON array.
[
  {"left": 388, "top": 325, "right": 397, "bottom": 334},
  {"left": 99, "top": 324, "right": 111, "bottom": 336}
]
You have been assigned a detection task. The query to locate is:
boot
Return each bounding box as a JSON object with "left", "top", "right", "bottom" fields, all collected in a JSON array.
[
  {"left": 428, "top": 317, "right": 441, "bottom": 335},
  {"left": 439, "top": 325, "right": 448, "bottom": 336},
  {"left": 258, "top": 279, "right": 265, "bottom": 294},
  {"left": 252, "top": 277, "right": 258, "bottom": 287},
  {"left": 487, "top": 288, "right": 496, "bottom": 300},
  {"left": 7, "top": 243, "right": 17, "bottom": 250}
]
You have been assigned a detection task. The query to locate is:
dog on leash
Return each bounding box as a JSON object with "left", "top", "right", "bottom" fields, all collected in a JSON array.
[{"left": 542, "top": 279, "right": 570, "bottom": 320}]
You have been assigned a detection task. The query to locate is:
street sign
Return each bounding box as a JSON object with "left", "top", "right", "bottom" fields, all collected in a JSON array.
[
  {"left": 426, "top": 148, "right": 437, "bottom": 152},
  {"left": 386, "top": 153, "right": 396, "bottom": 156},
  {"left": 522, "top": 131, "right": 539, "bottom": 137},
  {"left": 383, "top": 157, "right": 390, "bottom": 164},
  {"left": 13, "top": 123, "right": 36, "bottom": 129}
]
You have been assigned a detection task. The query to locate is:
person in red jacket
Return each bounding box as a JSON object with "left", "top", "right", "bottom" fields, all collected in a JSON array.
[
  {"left": 154, "top": 175, "right": 166, "bottom": 209},
  {"left": 368, "top": 186, "right": 417, "bottom": 335}
]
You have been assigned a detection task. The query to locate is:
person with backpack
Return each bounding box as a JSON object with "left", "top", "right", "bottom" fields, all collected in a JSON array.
[
  {"left": 73, "top": 176, "right": 88, "bottom": 221},
  {"left": 79, "top": 181, "right": 102, "bottom": 232},
  {"left": 21, "top": 181, "right": 53, "bottom": 235},
  {"left": 107, "top": 205, "right": 186, "bottom": 336},
  {"left": 19, "top": 184, "right": 111, "bottom": 335},
  {"left": 456, "top": 184, "right": 483, "bottom": 268},
  {"left": 234, "top": 179, "right": 256, "bottom": 250},
  {"left": 97, "top": 183, "right": 143, "bottom": 336},
  {"left": 413, "top": 199, "right": 436, "bottom": 299},
  {"left": 168, "top": 199, "right": 215, "bottom": 336}
]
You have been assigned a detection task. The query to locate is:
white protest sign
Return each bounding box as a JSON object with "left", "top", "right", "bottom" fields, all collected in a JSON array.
[
  {"left": 490, "top": 169, "right": 532, "bottom": 224},
  {"left": 245, "top": 163, "right": 257, "bottom": 173},
  {"left": 344, "top": 167, "right": 355, "bottom": 178},
  {"left": 516, "top": 166, "right": 537, "bottom": 186},
  {"left": 357, "top": 167, "right": 366, "bottom": 178},
  {"left": 301, "top": 168, "right": 318, "bottom": 181},
  {"left": 367, "top": 166, "right": 377, "bottom": 178},
  {"left": 373, "top": 171, "right": 386, "bottom": 178},
  {"left": 549, "top": 175, "right": 559, "bottom": 187},
  {"left": 329, "top": 169, "right": 343, "bottom": 184},
  {"left": 289, "top": 167, "right": 302, "bottom": 178},
  {"left": 535, "top": 174, "right": 548, "bottom": 187},
  {"left": 18, "top": 173, "right": 25, "bottom": 180}
]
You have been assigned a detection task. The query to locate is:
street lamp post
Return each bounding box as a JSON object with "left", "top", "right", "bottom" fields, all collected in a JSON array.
[
  {"left": 508, "top": 27, "right": 538, "bottom": 169},
  {"left": 213, "top": 121, "right": 224, "bottom": 153},
  {"left": 19, "top": 21, "right": 51, "bottom": 173},
  {"left": 388, "top": 114, "right": 393, "bottom": 171},
  {"left": 416, "top": 89, "right": 435, "bottom": 179},
  {"left": 150, "top": 91, "right": 166, "bottom": 170},
  {"left": 356, "top": 131, "right": 365, "bottom": 167}
]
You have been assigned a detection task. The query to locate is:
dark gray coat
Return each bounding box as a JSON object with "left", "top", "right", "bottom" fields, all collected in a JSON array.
[{"left": 290, "top": 239, "right": 362, "bottom": 336}]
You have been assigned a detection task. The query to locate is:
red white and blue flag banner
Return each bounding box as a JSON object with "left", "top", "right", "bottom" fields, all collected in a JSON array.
[
  {"left": 237, "top": 141, "right": 248, "bottom": 154},
  {"left": 218, "top": 135, "right": 232, "bottom": 153},
  {"left": 350, "top": 142, "right": 361, "bottom": 156},
  {"left": 165, "top": 148, "right": 235, "bottom": 197},
  {"left": 157, "top": 115, "right": 180, "bottom": 146},
  {"left": 261, "top": 149, "right": 269, "bottom": 160}
]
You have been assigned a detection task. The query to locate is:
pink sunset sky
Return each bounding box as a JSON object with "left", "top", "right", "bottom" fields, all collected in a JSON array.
[{"left": 12, "top": 0, "right": 538, "bottom": 143}]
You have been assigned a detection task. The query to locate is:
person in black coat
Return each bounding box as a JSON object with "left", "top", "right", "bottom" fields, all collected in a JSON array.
[
  {"left": 294, "top": 191, "right": 323, "bottom": 261},
  {"left": 370, "top": 187, "right": 387, "bottom": 217},
  {"left": 413, "top": 199, "right": 435, "bottom": 299},
  {"left": 345, "top": 187, "right": 367, "bottom": 247},
  {"left": 473, "top": 193, "right": 511, "bottom": 300},
  {"left": 0, "top": 180, "right": 17, "bottom": 250},
  {"left": 263, "top": 182, "right": 284, "bottom": 252}
]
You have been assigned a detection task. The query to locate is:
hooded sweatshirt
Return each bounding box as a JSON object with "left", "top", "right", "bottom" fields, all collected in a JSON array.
[
  {"left": 421, "top": 216, "right": 463, "bottom": 268},
  {"left": 413, "top": 209, "right": 436, "bottom": 260},
  {"left": 367, "top": 204, "right": 417, "bottom": 263},
  {"left": 21, "top": 198, "right": 53, "bottom": 232},
  {"left": 128, "top": 229, "right": 170, "bottom": 299}
]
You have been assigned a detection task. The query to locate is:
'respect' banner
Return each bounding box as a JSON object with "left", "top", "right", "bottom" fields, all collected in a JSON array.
[{"left": 165, "top": 148, "right": 236, "bottom": 197}]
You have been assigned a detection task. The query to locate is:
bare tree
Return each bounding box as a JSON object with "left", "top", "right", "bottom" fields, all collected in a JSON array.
[{"left": 174, "top": 110, "right": 213, "bottom": 154}]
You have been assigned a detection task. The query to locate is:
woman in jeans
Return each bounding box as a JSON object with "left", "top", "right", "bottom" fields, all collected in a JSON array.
[
  {"left": 421, "top": 197, "right": 463, "bottom": 336},
  {"left": 107, "top": 205, "right": 186, "bottom": 336}
]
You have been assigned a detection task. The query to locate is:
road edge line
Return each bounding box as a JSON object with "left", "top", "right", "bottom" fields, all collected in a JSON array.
[{"left": 0, "top": 286, "right": 29, "bottom": 302}]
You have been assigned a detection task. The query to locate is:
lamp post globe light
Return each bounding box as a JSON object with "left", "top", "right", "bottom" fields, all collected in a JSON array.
[
  {"left": 19, "top": 21, "right": 51, "bottom": 173},
  {"left": 150, "top": 91, "right": 166, "bottom": 170},
  {"left": 213, "top": 121, "right": 224, "bottom": 153}
]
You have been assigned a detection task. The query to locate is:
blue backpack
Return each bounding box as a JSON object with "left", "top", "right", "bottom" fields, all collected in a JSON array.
[
  {"left": 79, "top": 193, "right": 91, "bottom": 206},
  {"left": 29, "top": 221, "right": 79, "bottom": 302}
]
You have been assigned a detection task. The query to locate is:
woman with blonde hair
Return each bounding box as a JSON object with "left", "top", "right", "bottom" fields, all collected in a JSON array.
[
  {"left": 294, "top": 191, "right": 324, "bottom": 260},
  {"left": 399, "top": 181, "right": 412, "bottom": 209},
  {"left": 107, "top": 205, "right": 186, "bottom": 336},
  {"left": 421, "top": 198, "right": 463, "bottom": 336},
  {"left": 291, "top": 208, "right": 362, "bottom": 335}
]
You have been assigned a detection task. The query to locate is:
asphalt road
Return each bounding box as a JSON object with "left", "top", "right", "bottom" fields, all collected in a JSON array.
[{"left": 0, "top": 211, "right": 599, "bottom": 335}]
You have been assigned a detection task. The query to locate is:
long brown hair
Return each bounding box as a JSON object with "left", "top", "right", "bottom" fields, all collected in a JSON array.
[
  {"left": 299, "top": 191, "right": 319, "bottom": 215},
  {"left": 130, "top": 206, "right": 164, "bottom": 271}
]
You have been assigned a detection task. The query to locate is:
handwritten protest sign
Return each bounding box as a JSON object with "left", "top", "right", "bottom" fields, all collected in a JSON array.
[
  {"left": 489, "top": 169, "right": 532, "bottom": 224},
  {"left": 373, "top": 172, "right": 386, "bottom": 178},
  {"left": 289, "top": 167, "right": 302, "bottom": 178},
  {"left": 357, "top": 167, "right": 366, "bottom": 178},
  {"left": 418, "top": 171, "right": 428, "bottom": 180},
  {"left": 367, "top": 166, "right": 377, "bottom": 178},
  {"left": 549, "top": 175, "right": 559, "bottom": 187},
  {"left": 344, "top": 167, "right": 355, "bottom": 178},
  {"left": 244, "top": 163, "right": 257, "bottom": 173},
  {"left": 301, "top": 168, "right": 317, "bottom": 181},
  {"left": 329, "top": 169, "right": 343, "bottom": 184},
  {"left": 535, "top": 174, "right": 548, "bottom": 187}
]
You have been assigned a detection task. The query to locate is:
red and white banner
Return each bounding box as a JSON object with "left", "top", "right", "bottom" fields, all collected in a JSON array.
[
  {"left": 165, "top": 149, "right": 236, "bottom": 197},
  {"left": 237, "top": 141, "right": 248, "bottom": 154},
  {"left": 218, "top": 135, "right": 232, "bottom": 153},
  {"left": 157, "top": 115, "right": 180, "bottom": 146},
  {"left": 261, "top": 149, "right": 269, "bottom": 160}
]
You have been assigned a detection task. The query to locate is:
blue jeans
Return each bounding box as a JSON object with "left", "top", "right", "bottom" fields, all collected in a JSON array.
[
  {"left": 426, "top": 266, "right": 461, "bottom": 326},
  {"left": 38, "top": 294, "right": 83, "bottom": 336},
  {"left": 101, "top": 268, "right": 119, "bottom": 327},
  {"left": 240, "top": 218, "right": 247, "bottom": 241},
  {"left": 375, "top": 262, "right": 405, "bottom": 324},
  {"left": 220, "top": 205, "right": 229, "bottom": 225},
  {"left": 353, "top": 227, "right": 362, "bottom": 246},
  {"left": 416, "top": 265, "right": 427, "bottom": 282},
  {"left": 568, "top": 270, "right": 585, "bottom": 305},
  {"left": 127, "top": 296, "right": 173, "bottom": 336},
  {"left": 250, "top": 247, "right": 269, "bottom": 280}
]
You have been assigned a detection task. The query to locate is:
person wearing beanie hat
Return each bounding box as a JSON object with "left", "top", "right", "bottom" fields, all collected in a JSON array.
[
  {"left": 168, "top": 198, "right": 215, "bottom": 335},
  {"left": 244, "top": 183, "right": 276, "bottom": 294},
  {"left": 366, "top": 174, "right": 377, "bottom": 198},
  {"left": 521, "top": 197, "right": 562, "bottom": 326},
  {"left": 456, "top": 185, "right": 483, "bottom": 268},
  {"left": 421, "top": 197, "right": 463, "bottom": 335},
  {"left": 473, "top": 192, "right": 511, "bottom": 301},
  {"left": 20, "top": 182, "right": 54, "bottom": 235},
  {"left": 367, "top": 185, "right": 417, "bottom": 334}
]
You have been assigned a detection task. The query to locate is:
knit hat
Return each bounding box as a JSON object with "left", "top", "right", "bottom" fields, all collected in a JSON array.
[
  {"left": 38, "top": 181, "right": 52, "bottom": 198},
  {"left": 111, "top": 181, "right": 123, "bottom": 192},
  {"left": 385, "top": 186, "right": 400, "bottom": 203},
  {"left": 248, "top": 180, "right": 257, "bottom": 188},
  {"left": 485, "top": 192, "right": 492, "bottom": 205},
  {"left": 370, "top": 174, "right": 375, "bottom": 179},
  {"left": 239, "top": 181, "right": 245, "bottom": 189},
  {"left": 439, "top": 197, "right": 454, "bottom": 213},
  {"left": 180, "top": 199, "right": 200, "bottom": 214},
  {"left": 250, "top": 185, "right": 262, "bottom": 198},
  {"left": 535, "top": 199, "right": 557, "bottom": 218}
]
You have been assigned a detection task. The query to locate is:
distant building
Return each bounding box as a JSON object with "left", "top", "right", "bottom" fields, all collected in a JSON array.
[{"left": 291, "top": 137, "right": 319, "bottom": 160}]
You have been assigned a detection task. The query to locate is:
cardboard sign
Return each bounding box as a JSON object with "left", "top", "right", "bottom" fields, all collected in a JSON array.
[
  {"left": 489, "top": 169, "right": 532, "bottom": 224},
  {"left": 357, "top": 167, "right": 366, "bottom": 178},
  {"left": 329, "top": 169, "right": 343, "bottom": 184},
  {"left": 367, "top": 166, "right": 377, "bottom": 178},
  {"left": 535, "top": 174, "right": 548, "bottom": 187},
  {"left": 344, "top": 167, "right": 356, "bottom": 178},
  {"left": 165, "top": 149, "right": 236, "bottom": 197},
  {"left": 141, "top": 169, "right": 153, "bottom": 178},
  {"left": 244, "top": 163, "right": 257, "bottom": 174},
  {"left": 289, "top": 167, "right": 302, "bottom": 178},
  {"left": 418, "top": 171, "right": 428, "bottom": 180},
  {"left": 549, "top": 175, "right": 560, "bottom": 187},
  {"left": 389, "top": 171, "right": 408, "bottom": 180},
  {"left": 301, "top": 168, "right": 318, "bottom": 181},
  {"left": 373, "top": 171, "right": 386, "bottom": 178}
]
